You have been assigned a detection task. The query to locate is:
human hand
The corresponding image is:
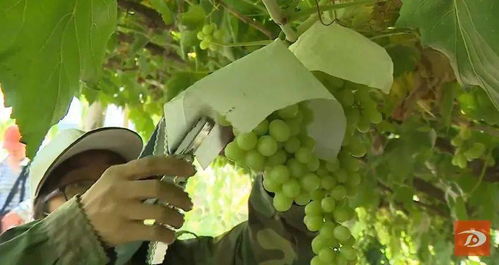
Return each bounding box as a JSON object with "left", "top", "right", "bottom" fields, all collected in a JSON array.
[{"left": 81, "top": 156, "right": 195, "bottom": 246}]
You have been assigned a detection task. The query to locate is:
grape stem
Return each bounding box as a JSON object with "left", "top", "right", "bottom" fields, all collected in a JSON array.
[
  {"left": 261, "top": 0, "right": 298, "bottom": 42},
  {"left": 467, "top": 150, "right": 492, "bottom": 197}
]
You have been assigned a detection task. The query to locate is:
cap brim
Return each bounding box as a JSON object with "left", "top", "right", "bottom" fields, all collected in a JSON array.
[{"left": 36, "top": 127, "right": 143, "bottom": 197}]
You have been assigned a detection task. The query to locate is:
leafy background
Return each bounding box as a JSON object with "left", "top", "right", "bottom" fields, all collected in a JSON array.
[{"left": 1, "top": 0, "right": 499, "bottom": 264}]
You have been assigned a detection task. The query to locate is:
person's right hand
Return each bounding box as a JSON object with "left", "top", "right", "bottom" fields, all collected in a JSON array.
[{"left": 80, "top": 156, "right": 196, "bottom": 246}]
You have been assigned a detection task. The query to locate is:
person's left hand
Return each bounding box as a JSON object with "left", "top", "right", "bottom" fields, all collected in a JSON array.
[{"left": 1, "top": 211, "right": 24, "bottom": 233}]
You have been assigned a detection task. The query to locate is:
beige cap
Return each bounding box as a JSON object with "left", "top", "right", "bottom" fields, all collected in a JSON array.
[{"left": 29, "top": 127, "right": 143, "bottom": 200}]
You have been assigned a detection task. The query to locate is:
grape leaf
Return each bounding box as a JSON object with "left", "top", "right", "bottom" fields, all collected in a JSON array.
[
  {"left": 290, "top": 22, "right": 394, "bottom": 93},
  {"left": 0, "top": 0, "right": 117, "bottom": 157},
  {"left": 397, "top": 0, "right": 499, "bottom": 110},
  {"left": 149, "top": 0, "right": 173, "bottom": 25}
]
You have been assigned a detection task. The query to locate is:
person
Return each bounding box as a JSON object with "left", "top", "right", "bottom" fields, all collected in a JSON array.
[
  {"left": 0, "top": 125, "right": 30, "bottom": 232},
  {"left": 0, "top": 126, "right": 314, "bottom": 265}
]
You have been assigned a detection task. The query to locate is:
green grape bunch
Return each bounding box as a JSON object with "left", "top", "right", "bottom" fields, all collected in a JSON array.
[
  {"left": 220, "top": 100, "right": 365, "bottom": 264},
  {"left": 197, "top": 23, "right": 224, "bottom": 51},
  {"left": 450, "top": 126, "right": 493, "bottom": 169}
]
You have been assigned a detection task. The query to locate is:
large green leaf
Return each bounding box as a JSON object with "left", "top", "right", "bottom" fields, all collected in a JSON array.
[
  {"left": 290, "top": 22, "right": 394, "bottom": 93},
  {"left": 0, "top": 0, "right": 117, "bottom": 157},
  {"left": 397, "top": 0, "right": 499, "bottom": 110}
]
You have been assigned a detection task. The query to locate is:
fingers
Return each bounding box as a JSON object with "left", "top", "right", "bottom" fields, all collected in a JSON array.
[
  {"left": 126, "top": 221, "right": 176, "bottom": 244},
  {"left": 113, "top": 156, "right": 196, "bottom": 180},
  {"left": 127, "top": 179, "right": 193, "bottom": 211},
  {"left": 126, "top": 203, "right": 184, "bottom": 229}
]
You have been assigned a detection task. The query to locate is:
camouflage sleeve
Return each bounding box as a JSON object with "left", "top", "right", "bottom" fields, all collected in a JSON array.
[{"left": 163, "top": 175, "right": 315, "bottom": 265}]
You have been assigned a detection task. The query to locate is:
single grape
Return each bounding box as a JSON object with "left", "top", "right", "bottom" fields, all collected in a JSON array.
[
  {"left": 300, "top": 104, "right": 314, "bottom": 124},
  {"left": 311, "top": 190, "right": 326, "bottom": 200},
  {"left": 268, "top": 165, "right": 290, "bottom": 184},
  {"left": 335, "top": 169, "right": 348, "bottom": 183},
  {"left": 284, "top": 137, "right": 301, "bottom": 153},
  {"left": 340, "top": 246, "right": 356, "bottom": 261},
  {"left": 356, "top": 116, "right": 370, "bottom": 133},
  {"left": 263, "top": 177, "right": 281, "bottom": 193},
  {"left": 347, "top": 173, "right": 361, "bottom": 187},
  {"left": 321, "top": 175, "right": 336, "bottom": 190},
  {"left": 355, "top": 88, "right": 371, "bottom": 104},
  {"left": 301, "top": 173, "right": 321, "bottom": 192},
  {"left": 286, "top": 118, "right": 302, "bottom": 136},
  {"left": 307, "top": 156, "right": 320, "bottom": 171},
  {"left": 346, "top": 184, "right": 359, "bottom": 195},
  {"left": 224, "top": 141, "right": 245, "bottom": 162},
  {"left": 257, "top": 135, "right": 278, "bottom": 157},
  {"left": 452, "top": 153, "right": 467, "bottom": 169},
  {"left": 269, "top": 120, "right": 291, "bottom": 142},
  {"left": 316, "top": 167, "right": 329, "bottom": 177},
  {"left": 346, "top": 138, "right": 367, "bottom": 158},
  {"left": 345, "top": 107, "right": 360, "bottom": 127},
  {"left": 333, "top": 225, "right": 351, "bottom": 242},
  {"left": 295, "top": 147, "right": 313, "bottom": 164},
  {"left": 305, "top": 200, "right": 323, "bottom": 216},
  {"left": 335, "top": 254, "right": 348, "bottom": 265},
  {"left": 311, "top": 256, "right": 326, "bottom": 265},
  {"left": 311, "top": 235, "right": 328, "bottom": 255},
  {"left": 245, "top": 150, "right": 265, "bottom": 171},
  {"left": 236, "top": 132, "right": 257, "bottom": 151},
  {"left": 300, "top": 135, "right": 316, "bottom": 150},
  {"left": 304, "top": 216, "right": 324, "bottom": 232},
  {"left": 196, "top": 31, "right": 205, "bottom": 40},
  {"left": 340, "top": 153, "right": 361, "bottom": 173},
  {"left": 282, "top": 179, "right": 301, "bottom": 198},
  {"left": 294, "top": 193, "right": 311, "bottom": 206},
  {"left": 273, "top": 193, "right": 293, "bottom": 212},
  {"left": 343, "top": 235, "right": 356, "bottom": 247},
  {"left": 267, "top": 150, "right": 288, "bottom": 166},
  {"left": 278, "top": 104, "right": 299, "bottom": 119},
  {"left": 287, "top": 159, "right": 306, "bottom": 177},
  {"left": 333, "top": 205, "right": 353, "bottom": 223},
  {"left": 199, "top": 40, "right": 209, "bottom": 50},
  {"left": 202, "top": 23, "right": 215, "bottom": 35},
  {"left": 321, "top": 197, "right": 336, "bottom": 213},
  {"left": 253, "top": 120, "right": 269, "bottom": 136},
  {"left": 464, "top": 142, "right": 486, "bottom": 161},
  {"left": 366, "top": 109, "right": 382, "bottom": 124},
  {"left": 326, "top": 159, "right": 340, "bottom": 172},
  {"left": 338, "top": 89, "right": 355, "bottom": 107},
  {"left": 318, "top": 248, "right": 335, "bottom": 262},
  {"left": 331, "top": 185, "right": 347, "bottom": 200},
  {"left": 319, "top": 221, "right": 336, "bottom": 239},
  {"left": 203, "top": 34, "right": 213, "bottom": 43}
]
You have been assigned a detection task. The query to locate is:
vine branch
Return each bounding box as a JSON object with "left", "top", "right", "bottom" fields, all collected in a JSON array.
[
  {"left": 214, "top": 0, "right": 274, "bottom": 39},
  {"left": 261, "top": 0, "right": 298, "bottom": 42}
]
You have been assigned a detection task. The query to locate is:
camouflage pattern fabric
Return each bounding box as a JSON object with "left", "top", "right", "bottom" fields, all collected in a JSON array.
[{"left": 160, "top": 175, "right": 315, "bottom": 265}]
